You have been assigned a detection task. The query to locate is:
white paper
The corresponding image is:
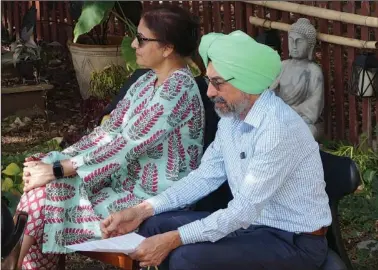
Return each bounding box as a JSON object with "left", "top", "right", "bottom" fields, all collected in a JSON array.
[{"left": 65, "top": 232, "right": 145, "bottom": 254}]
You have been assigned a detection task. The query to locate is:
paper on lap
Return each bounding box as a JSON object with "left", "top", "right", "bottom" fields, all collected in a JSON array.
[{"left": 65, "top": 232, "right": 145, "bottom": 254}]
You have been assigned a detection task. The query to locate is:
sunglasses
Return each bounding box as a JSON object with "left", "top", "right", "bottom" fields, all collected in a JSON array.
[
  {"left": 136, "top": 33, "right": 162, "bottom": 47},
  {"left": 204, "top": 76, "right": 234, "bottom": 91}
]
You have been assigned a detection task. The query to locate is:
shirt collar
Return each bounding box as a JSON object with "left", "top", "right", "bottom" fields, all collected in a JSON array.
[{"left": 243, "top": 90, "right": 273, "bottom": 128}]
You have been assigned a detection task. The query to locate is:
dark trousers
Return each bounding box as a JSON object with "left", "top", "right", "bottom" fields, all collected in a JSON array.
[{"left": 138, "top": 211, "right": 328, "bottom": 270}]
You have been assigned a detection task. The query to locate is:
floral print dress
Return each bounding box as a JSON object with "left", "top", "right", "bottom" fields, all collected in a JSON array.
[{"left": 21, "top": 68, "right": 205, "bottom": 256}]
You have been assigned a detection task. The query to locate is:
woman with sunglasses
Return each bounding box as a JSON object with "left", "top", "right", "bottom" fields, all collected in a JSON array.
[{"left": 16, "top": 5, "right": 204, "bottom": 269}]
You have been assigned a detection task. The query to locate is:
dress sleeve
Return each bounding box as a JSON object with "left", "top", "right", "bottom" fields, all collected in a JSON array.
[
  {"left": 70, "top": 72, "right": 197, "bottom": 181},
  {"left": 61, "top": 96, "right": 133, "bottom": 158}
]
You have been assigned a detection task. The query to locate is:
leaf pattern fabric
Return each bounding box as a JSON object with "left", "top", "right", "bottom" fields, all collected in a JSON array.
[{"left": 23, "top": 68, "right": 206, "bottom": 255}]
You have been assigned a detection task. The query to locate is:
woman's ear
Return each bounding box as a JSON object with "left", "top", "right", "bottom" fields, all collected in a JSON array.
[{"left": 163, "top": 44, "right": 174, "bottom": 58}]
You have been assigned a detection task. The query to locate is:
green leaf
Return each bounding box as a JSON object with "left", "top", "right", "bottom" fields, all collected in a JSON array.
[
  {"left": 2, "top": 191, "right": 21, "bottom": 216},
  {"left": 2, "top": 177, "right": 14, "bottom": 191},
  {"left": 73, "top": 1, "right": 115, "bottom": 43},
  {"left": 363, "top": 169, "right": 377, "bottom": 185},
  {"left": 121, "top": 36, "right": 138, "bottom": 71},
  {"left": 2, "top": 163, "right": 21, "bottom": 176}
]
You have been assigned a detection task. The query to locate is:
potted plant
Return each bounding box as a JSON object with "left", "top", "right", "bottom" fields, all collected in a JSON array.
[
  {"left": 68, "top": 1, "right": 142, "bottom": 99},
  {"left": 10, "top": 7, "right": 41, "bottom": 83}
]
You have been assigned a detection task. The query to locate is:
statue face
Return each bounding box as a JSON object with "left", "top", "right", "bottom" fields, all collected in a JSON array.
[{"left": 288, "top": 32, "right": 309, "bottom": 59}]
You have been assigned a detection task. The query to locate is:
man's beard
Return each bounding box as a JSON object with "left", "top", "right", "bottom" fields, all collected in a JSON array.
[{"left": 211, "top": 96, "right": 250, "bottom": 118}]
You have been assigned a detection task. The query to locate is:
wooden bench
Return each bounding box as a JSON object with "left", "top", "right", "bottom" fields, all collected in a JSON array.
[{"left": 60, "top": 252, "right": 137, "bottom": 270}]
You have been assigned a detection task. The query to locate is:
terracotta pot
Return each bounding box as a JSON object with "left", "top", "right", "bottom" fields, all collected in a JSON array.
[{"left": 67, "top": 36, "right": 126, "bottom": 100}]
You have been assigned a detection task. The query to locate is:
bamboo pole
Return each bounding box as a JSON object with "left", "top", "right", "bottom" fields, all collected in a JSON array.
[
  {"left": 246, "top": 1, "right": 378, "bottom": 28},
  {"left": 249, "top": 17, "right": 378, "bottom": 49}
]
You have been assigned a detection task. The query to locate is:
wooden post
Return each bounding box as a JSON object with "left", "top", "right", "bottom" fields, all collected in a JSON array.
[
  {"left": 57, "top": 2, "right": 65, "bottom": 45},
  {"left": 6, "top": 2, "right": 13, "bottom": 39},
  {"left": 331, "top": 1, "right": 345, "bottom": 140},
  {"left": 318, "top": 1, "right": 332, "bottom": 139},
  {"left": 280, "top": 10, "right": 290, "bottom": 60},
  {"left": 223, "top": 2, "right": 232, "bottom": 34},
  {"left": 245, "top": 3, "right": 256, "bottom": 37},
  {"left": 13, "top": 2, "right": 20, "bottom": 38},
  {"left": 35, "top": 1, "right": 42, "bottom": 41},
  {"left": 212, "top": 2, "right": 221, "bottom": 32},
  {"left": 235, "top": 1, "right": 246, "bottom": 32},
  {"left": 41, "top": 1, "right": 50, "bottom": 42},
  {"left": 51, "top": 2, "right": 57, "bottom": 42},
  {"left": 202, "top": 2, "right": 211, "bottom": 34},
  {"left": 360, "top": 2, "right": 372, "bottom": 145},
  {"left": 347, "top": 1, "right": 359, "bottom": 145},
  {"left": 374, "top": 3, "right": 378, "bottom": 146}
]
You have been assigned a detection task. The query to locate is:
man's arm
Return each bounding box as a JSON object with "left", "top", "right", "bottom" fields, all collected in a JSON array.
[
  {"left": 146, "top": 125, "right": 227, "bottom": 215},
  {"left": 177, "top": 127, "right": 309, "bottom": 244}
]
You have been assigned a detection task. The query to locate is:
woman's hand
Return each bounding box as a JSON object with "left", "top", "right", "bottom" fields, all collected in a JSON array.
[{"left": 23, "top": 161, "right": 56, "bottom": 192}]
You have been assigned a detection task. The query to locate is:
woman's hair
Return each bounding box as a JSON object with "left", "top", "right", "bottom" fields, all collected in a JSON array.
[{"left": 142, "top": 5, "right": 200, "bottom": 57}]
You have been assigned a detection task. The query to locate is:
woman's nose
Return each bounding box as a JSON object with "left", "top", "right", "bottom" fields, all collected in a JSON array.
[{"left": 131, "top": 37, "right": 138, "bottom": 49}]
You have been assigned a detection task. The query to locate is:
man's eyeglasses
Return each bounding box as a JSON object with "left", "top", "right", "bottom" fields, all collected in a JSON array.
[
  {"left": 136, "top": 33, "right": 162, "bottom": 47},
  {"left": 204, "top": 76, "right": 234, "bottom": 91}
]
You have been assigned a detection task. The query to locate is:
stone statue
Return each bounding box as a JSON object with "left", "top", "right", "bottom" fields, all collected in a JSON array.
[{"left": 272, "top": 18, "right": 324, "bottom": 138}]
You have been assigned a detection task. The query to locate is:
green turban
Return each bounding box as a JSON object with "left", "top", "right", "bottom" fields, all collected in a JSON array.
[{"left": 199, "top": 30, "right": 281, "bottom": 95}]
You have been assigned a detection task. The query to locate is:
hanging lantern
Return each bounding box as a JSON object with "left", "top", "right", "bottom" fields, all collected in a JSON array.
[{"left": 349, "top": 52, "right": 378, "bottom": 98}]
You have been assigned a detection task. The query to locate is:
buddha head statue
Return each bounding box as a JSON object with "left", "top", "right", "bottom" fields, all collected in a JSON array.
[{"left": 288, "top": 18, "right": 317, "bottom": 61}]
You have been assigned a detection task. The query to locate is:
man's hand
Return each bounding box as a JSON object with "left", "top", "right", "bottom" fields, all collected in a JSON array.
[
  {"left": 100, "top": 201, "right": 154, "bottom": 239},
  {"left": 23, "top": 162, "right": 56, "bottom": 192},
  {"left": 129, "top": 231, "right": 182, "bottom": 268}
]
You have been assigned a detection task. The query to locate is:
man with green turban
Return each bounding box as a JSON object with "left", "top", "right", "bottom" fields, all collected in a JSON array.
[{"left": 101, "top": 31, "right": 331, "bottom": 270}]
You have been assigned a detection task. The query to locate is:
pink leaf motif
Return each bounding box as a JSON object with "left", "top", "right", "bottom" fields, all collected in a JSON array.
[
  {"left": 165, "top": 132, "right": 179, "bottom": 180},
  {"left": 47, "top": 182, "right": 76, "bottom": 202},
  {"left": 89, "top": 192, "right": 110, "bottom": 207},
  {"left": 126, "top": 159, "right": 142, "bottom": 180},
  {"left": 86, "top": 136, "right": 128, "bottom": 165},
  {"left": 31, "top": 152, "right": 48, "bottom": 160},
  {"left": 88, "top": 178, "right": 111, "bottom": 195},
  {"left": 65, "top": 205, "right": 101, "bottom": 224},
  {"left": 138, "top": 81, "right": 154, "bottom": 99},
  {"left": 167, "top": 91, "right": 190, "bottom": 127},
  {"left": 44, "top": 205, "right": 65, "bottom": 224},
  {"left": 130, "top": 98, "right": 148, "bottom": 119},
  {"left": 146, "top": 143, "right": 163, "bottom": 159},
  {"left": 55, "top": 228, "right": 95, "bottom": 246},
  {"left": 64, "top": 129, "right": 107, "bottom": 155},
  {"left": 128, "top": 104, "right": 164, "bottom": 140},
  {"left": 129, "top": 72, "right": 154, "bottom": 97},
  {"left": 126, "top": 129, "right": 166, "bottom": 160},
  {"left": 83, "top": 163, "right": 120, "bottom": 183},
  {"left": 107, "top": 193, "right": 142, "bottom": 213},
  {"left": 103, "top": 98, "right": 131, "bottom": 132},
  {"left": 187, "top": 145, "right": 200, "bottom": 170},
  {"left": 121, "top": 178, "right": 135, "bottom": 193},
  {"left": 160, "top": 78, "right": 183, "bottom": 101},
  {"left": 175, "top": 128, "right": 187, "bottom": 172},
  {"left": 189, "top": 95, "right": 204, "bottom": 139},
  {"left": 142, "top": 163, "right": 159, "bottom": 195}
]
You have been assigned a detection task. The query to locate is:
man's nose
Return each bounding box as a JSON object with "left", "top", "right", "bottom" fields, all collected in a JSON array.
[{"left": 207, "top": 84, "right": 218, "bottom": 98}]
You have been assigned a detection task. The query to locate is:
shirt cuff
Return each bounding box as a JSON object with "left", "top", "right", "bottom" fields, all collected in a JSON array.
[
  {"left": 145, "top": 195, "right": 171, "bottom": 215},
  {"left": 177, "top": 220, "right": 207, "bottom": 245}
]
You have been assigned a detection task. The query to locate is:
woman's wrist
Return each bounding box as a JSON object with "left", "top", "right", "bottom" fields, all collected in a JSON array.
[{"left": 60, "top": 159, "right": 77, "bottom": 177}]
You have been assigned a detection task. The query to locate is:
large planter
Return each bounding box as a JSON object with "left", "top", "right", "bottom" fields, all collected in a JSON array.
[{"left": 67, "top": 36, "right": 125, "bottom": 100}]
